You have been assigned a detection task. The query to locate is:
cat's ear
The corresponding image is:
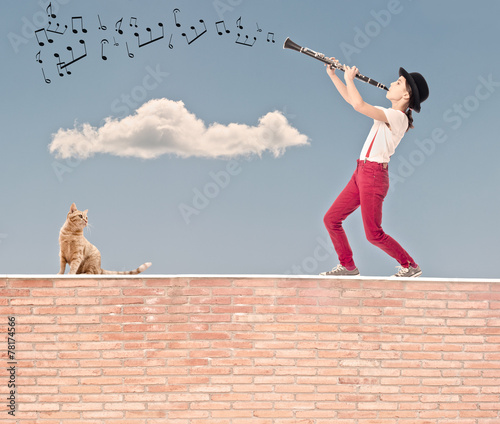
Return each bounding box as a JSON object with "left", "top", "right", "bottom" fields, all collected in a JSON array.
[
  {"left": 83, "top": 209, "right": 88, "bottom": 215},
  {"left": 70, "top": 203, "right": 78, "bottom": 213}
]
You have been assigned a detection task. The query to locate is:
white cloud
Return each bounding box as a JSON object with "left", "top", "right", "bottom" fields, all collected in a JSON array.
[{"left": 48, "top": 98, "right": 309, "bottom": 160}]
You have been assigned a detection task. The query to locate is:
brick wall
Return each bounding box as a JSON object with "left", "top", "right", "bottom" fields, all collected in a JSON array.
[{"left": 1, "top": 275, "right": 500, "bottom": 424}]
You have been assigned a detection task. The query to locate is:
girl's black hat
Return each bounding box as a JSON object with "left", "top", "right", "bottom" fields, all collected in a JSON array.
[{"left": 399, "top": 67, "right": 429, "bottom": 113}]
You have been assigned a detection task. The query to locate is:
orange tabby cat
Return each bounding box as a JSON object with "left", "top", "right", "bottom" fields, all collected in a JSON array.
[{"left": 58, "top": 203, "right": 152, "bottom": 275}]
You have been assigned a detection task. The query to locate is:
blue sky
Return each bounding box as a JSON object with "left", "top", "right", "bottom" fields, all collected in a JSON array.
[{"left": 1, "top": 0, "right": 499, "bottom": 278}]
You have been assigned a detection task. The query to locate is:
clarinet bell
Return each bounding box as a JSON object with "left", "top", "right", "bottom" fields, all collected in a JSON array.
[{"left": 283, "top": 37, "right": 302, "bottom": 52}]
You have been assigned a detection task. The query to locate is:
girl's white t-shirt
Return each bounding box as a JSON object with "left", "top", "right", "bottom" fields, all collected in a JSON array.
[{"left": 359, "top": 107, "right": 408, "bottom": 163}]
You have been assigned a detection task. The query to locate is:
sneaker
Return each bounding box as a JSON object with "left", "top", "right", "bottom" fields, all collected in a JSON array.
[
  {"left": 320, "top": 264, "right": 360, "bottom": 276},
  {"left": 392, "top": 265, "right": 422, "bottom": 278}
]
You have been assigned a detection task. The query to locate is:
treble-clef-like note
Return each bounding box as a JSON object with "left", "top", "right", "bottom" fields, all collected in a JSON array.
[
  {"left": 115, "top": 17, "right": 123, "bottom": 34},
  {"left": 46, "top": 2, "right": 56, "bottom": 19},
  {"left": 101, "top": 39, "right": 109, "bottom": 60},
  {"left": 173, "top": 9, "right": 181, "bottom": 27}
]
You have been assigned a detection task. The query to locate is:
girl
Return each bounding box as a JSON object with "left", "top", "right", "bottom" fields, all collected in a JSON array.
[{"left": 321, "top": 61, "right": 429, "bottom": 277}]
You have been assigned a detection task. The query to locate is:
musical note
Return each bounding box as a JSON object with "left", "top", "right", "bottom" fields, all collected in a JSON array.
[
  {"left": 115, "top": 18, "right": 123, "bottom": 34},
  {"left": 134, "top": 22, "right": 164, "bottom": 48},
  {"left": 126, "top": 42, "right": 134, "bottom": 58},
  {"left": 41, "top": 68, "right": 51, "bottom": 84},
  {"left": 113, "top": 37, "right": 119, "bottom": 46},
  {"left": 47, "top": 21, "right": 67, "bottom": 35},
  {"left": 129, "top": 17, "right": 138, "bottom": 28},
  {"left": 256, "top": 22, "right": 262, "bottom": 32},
  {"left": 169, "top": 34, "right": 173, "bottom": 49},
  {"left": 181, "top": 19, "right": 207, "bottom": 45},
  {"left": 36, "top": 51, "right": 42, "bottom": 63},
  {"left": 61, "top": 39, "right": 87, "bottom": 69},
  {"left": 46, "top": 2, "right": 56, "bottom": 19},
  {"left": 215, "top": 20, "right": 230, "bottom": 35},
  {"left": 34, "top": 28, "right": 53, "bottom": 47},
  {"left": 266, "top": 32, "right": 275, "bottom": 43},
  {"left": 101, "top": 39, "right": 109, "bottom": 60},
  {"left": 98, "top": 14, "right": 107, "bottom": 30},
  {"left": 56, "top": 61, "right": 69, "bottom": 76},
  {"left": 71, "top": 16, "right": 87, "bottom": 34},
  {"left": 236, "top": 16, "right": 243, "bottom": 30},
  {"left": 67, "top": 45, "right": 74, "bottom": 62},
  {"left": 236, "top": 33, "right": 256, "bottom": 47},
  {"left": 54, "top": 53, "right": 70, "bottom": 76},
  {"left": 173, "top": 9, "right": 181, "bottom": 27}
]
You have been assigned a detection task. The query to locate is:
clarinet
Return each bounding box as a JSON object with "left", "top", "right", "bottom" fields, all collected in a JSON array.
[{"left": 283, "top": 37, "right": 389, "bottom": 91}]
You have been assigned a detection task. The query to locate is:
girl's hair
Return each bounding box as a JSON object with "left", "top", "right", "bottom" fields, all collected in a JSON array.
[{"left": 405, "top": 81, "right": 414, "bottom": 132}]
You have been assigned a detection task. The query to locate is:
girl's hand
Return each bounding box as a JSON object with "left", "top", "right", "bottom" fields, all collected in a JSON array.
[
  {"left": 344, "top": 65, "right": 358, "bottom": 82},
  {"left": 325, "top": 57, "right": 337, "bottom": 78}
]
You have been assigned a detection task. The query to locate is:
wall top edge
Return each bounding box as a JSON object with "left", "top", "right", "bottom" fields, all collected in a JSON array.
[{"left": 0, "top": 274, "right": 499, "bottom": 283}]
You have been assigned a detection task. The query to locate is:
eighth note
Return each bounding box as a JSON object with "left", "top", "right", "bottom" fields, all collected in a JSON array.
[
  {"left": 61, "top": 39, "right": 87, "bottom": 69},
  {"left": 71, "top": 16, "right": 87, "bottom": 34},
  {"left": 115, "top": 17, "right": 123, "bottom": 34},
  {"left": 34, "top": 28, "right": 53, "bottom": 46},
  {"left": 36, "top": 50, "right": 42, "bottom": 63},
  {"left": 46, "top": 2, "right": 56, "bottom": 19},
  {"left": 215, "top": 20, "right": 230, "bottom": 36},
  {"left": 47, "top": 21, "right": 68, "bottom": 35},
  {"left": 236, "top": 16, "right": 243, "bottom": 30},
  {"left": 134, "top": 22, "right": 164, "bottom": 48},
  {"left": 236, "top": 33, "right": 256, "bottom": 47},
  {"left": 181, "top": 19, "right": 207, "bottom": 45},
  {"left": 267, "top": 32, "right": 275, "bottom": 43}
]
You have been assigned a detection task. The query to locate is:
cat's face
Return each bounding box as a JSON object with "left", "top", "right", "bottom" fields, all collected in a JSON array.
[{"left": 67, "top": 203, "right": 88, "bottom": 229}]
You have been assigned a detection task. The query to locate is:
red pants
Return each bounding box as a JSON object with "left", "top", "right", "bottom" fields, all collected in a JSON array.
[{"left": 323, "top": 160, "right": 416, "bottom": 269}]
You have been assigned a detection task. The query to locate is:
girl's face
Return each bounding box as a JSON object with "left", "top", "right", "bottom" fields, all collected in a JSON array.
[{"left": 387, "top": 76, "right": 410, "bottom": 102}]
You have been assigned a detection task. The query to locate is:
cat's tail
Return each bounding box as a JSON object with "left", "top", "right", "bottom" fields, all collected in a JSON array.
[{"left": 101, "top": 262, "right": 152, "bottom": 275}]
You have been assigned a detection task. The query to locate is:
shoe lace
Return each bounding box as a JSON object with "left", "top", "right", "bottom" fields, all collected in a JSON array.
[
  {"left": 332, "top": 264, "right": 346, "bottom": 272},
  {"left": 395, "top": 266, "right": 410, "bottom": 276}
]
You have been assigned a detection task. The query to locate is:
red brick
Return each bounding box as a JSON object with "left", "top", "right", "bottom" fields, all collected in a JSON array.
[
  {"left": 447, "top": 282, "right": 490, "bottom": 291},
  {"left": 189, "top": 278, "right": 233, "bottom": 287},
  {"left": 10, "top": 279, "right": 53, "bottom": 288},
  {"left": 122, "top": 288, "right": 165, "bottom": 296},
  {"left": 190, "top": 296, "right": 231, "bottom": 305},
  {"left": 54, "top": 279, "right": 99, "bottom": 287},
  {"left": 0, "top": 288, "right": 30, "bottom": 297}
]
